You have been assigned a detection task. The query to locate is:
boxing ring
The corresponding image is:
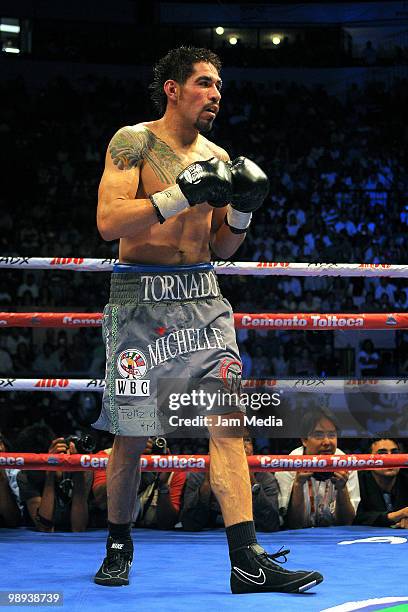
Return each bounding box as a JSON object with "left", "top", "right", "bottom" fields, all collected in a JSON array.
[
  {"left": 1, "top": 527, "right": 408, "bottom": 611},
  {"left": 1, "top": 257, "right": 408, "bottom": 611}
]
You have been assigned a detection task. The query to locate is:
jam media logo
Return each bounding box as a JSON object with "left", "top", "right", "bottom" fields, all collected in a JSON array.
[
  {"left": 321, "top": 596, "right": 408, "bottom": 612},
  {"left": 117, "top": 349, "right": 148, "bottom": 379}
]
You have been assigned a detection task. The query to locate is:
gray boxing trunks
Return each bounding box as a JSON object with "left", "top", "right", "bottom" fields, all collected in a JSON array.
[{"left": 92, "top": 262, "right": 243, "bottom": 437}]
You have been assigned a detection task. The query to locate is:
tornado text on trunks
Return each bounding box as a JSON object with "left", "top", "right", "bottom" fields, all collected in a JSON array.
[
  {"left": 140, "top": 270, "right": 219, "bottom": 301},
  {"left": 148, "top": 327, "right": 225, "bottom": 367}
]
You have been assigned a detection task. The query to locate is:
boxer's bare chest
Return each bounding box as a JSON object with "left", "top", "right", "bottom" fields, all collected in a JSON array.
[{"left": 133, "top": 124, "right": 216, "bottom": 198}]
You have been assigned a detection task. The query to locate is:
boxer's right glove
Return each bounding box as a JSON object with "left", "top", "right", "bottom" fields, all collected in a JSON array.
[
  {"left": 150, "top": 158, "right": 232, "bottom": 223},
  {"left": 225, "top": 156, "right": 270, "bottom": 234}
]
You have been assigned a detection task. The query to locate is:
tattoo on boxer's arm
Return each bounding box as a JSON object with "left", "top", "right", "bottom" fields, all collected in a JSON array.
[{"left": 109, "top": 127, "right": 184, "bottom": 183}]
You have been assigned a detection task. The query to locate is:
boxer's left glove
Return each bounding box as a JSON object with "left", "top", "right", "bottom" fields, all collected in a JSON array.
[
  {"left": 225, "top": 156, "right": 269, "bottom": 234},
  {"left": 150, "top": 158, "right": 232, "bottom": 223}
]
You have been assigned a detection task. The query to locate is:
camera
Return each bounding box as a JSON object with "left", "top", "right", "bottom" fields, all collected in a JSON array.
[
  {"left": 65, "top": 434, "right": 96, "bottom": 454},
  {"left": 312, "top": 471, "right": 334, "bottom": 481},
  {"left": 151, "top": 437, "right": 167, "bottom": 455}
]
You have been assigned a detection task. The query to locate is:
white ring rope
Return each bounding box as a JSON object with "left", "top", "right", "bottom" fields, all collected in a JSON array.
[
  {"left": 0, "top": 378, "right": 407, "bottom": 393},
  {"left": 1, "top": 256, "right": 408, "bottom": 277}
]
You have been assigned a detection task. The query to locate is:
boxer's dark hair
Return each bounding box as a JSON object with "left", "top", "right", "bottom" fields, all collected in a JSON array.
[{"left": 149, "top": 46, "right": 222, "bottom": 115}]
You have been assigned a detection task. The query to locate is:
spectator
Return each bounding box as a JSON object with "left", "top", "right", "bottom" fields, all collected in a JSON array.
[
  {"left": 271, "top": 345, "right": 289, "bottom": 377},
  {"left": 354, "top": 438, "right": 408, "bottom": 528},
  {"left": 13, "top": 343, "right": 32, "bottom": 375},
  {"left": 17, "top": 273, "right": 39, "bottom": 301},
  {"left": 252, "top": 345, "right": 269, "bottom": 377},
  {"left": 357, "top": 339, "right": 380, "bottom": 377},
  {"left": 276, "top": 407, "right": 360, "bottom": 528},
  {"left": 293, "top": 347, "right": 315, "bottom": 377},
  {"left": 181, "top": 436, "right": 280, "bottom": 532},
  {"left": 0, "top": 338, "right": 13, "bottom": 375},
  {"left": 32, "top": 343, "right": 56, "bottom": 373}
]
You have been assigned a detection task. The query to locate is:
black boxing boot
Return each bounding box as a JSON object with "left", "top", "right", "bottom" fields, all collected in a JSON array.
[
  {"left": 94, "top": 536, "right": 133, "bottom": 586},
  {"left": 230, "top": 544, "right": 323, "bottom": 594},
  {"left": 94, "top": 522, "right": 133, "bottom": 586},
  {"left": 226, "top": 521, "right": 323, "bottom": 594}
]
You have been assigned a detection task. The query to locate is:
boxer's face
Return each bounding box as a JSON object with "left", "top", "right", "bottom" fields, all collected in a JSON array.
[{"left": 178, "top": 61, "right": 222, "bottom": 133}]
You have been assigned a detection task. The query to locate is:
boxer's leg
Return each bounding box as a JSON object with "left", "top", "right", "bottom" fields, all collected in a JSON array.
[
  {"left": 208, "top": 419, "right": 252, "bottom": 526},
  {"left": 94, "top": 436, "right": 148, "bottom": 587},
  {"left": 107, "top": 435, "right": 147, "bottom": 524}
]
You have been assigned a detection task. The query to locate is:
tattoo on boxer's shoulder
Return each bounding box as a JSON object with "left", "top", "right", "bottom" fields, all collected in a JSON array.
[
  {"left": 109, "top": 127, "right": 154, "bottom": 170},
  {"left": 109, "top": 126, "right": 183, "bottom": 183}
]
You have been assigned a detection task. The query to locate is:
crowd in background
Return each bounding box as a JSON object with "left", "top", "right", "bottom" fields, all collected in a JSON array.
[{"left": 0, "top": 70, "right": 408, "bottom": 463}]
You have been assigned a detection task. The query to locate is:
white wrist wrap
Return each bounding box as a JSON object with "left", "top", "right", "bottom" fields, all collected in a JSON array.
[
  {"left": 227, "top": 205, "right": 252, "bottom": 230},
  {"left": 151, "top": 184, "right": 190, "bottom": 220}
]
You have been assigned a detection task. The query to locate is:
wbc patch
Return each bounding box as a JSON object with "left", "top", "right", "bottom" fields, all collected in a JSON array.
[
  {"left": 116, "top": 349, "right": 150, "bottom": 397},
  {"left": 117, "top": 349, "right": 148, "bottom": 379}
]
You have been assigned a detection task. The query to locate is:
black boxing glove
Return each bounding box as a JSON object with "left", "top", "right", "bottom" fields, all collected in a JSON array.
[
  {"left": 150, "top": 158, "right": 232, "bottom": 223},
  {"left": 225, "top": 156, "right": 269, "bottom": 234}
]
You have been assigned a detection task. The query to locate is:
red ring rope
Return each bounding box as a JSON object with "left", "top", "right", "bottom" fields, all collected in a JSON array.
[
  {"left": 1, "top": 453, "right": 407, "bottom": 472},
  {"left": 1, "top": 312, "right": 407, "bottom": 330}
]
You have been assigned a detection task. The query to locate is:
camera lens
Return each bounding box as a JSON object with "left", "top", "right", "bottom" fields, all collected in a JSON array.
[{"left": 313, "top": 471, "right": 334, "bottom": 481}]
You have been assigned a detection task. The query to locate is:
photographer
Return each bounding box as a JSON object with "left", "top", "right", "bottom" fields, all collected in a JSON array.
[
  {"left": 181, "top": 436, "right": 280, "bottom": 532},
  {"left": 276, "top": 408, "right": 360, "bottom": 529},
  {"left": 136, "top": 437, "right": 186, "bottom": 530},
  {"left": 16, "top": 424, "right": 92, "bottom": 532},
  {"left": 92, "top": 438, "right": 186, "bottom": 530}
]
